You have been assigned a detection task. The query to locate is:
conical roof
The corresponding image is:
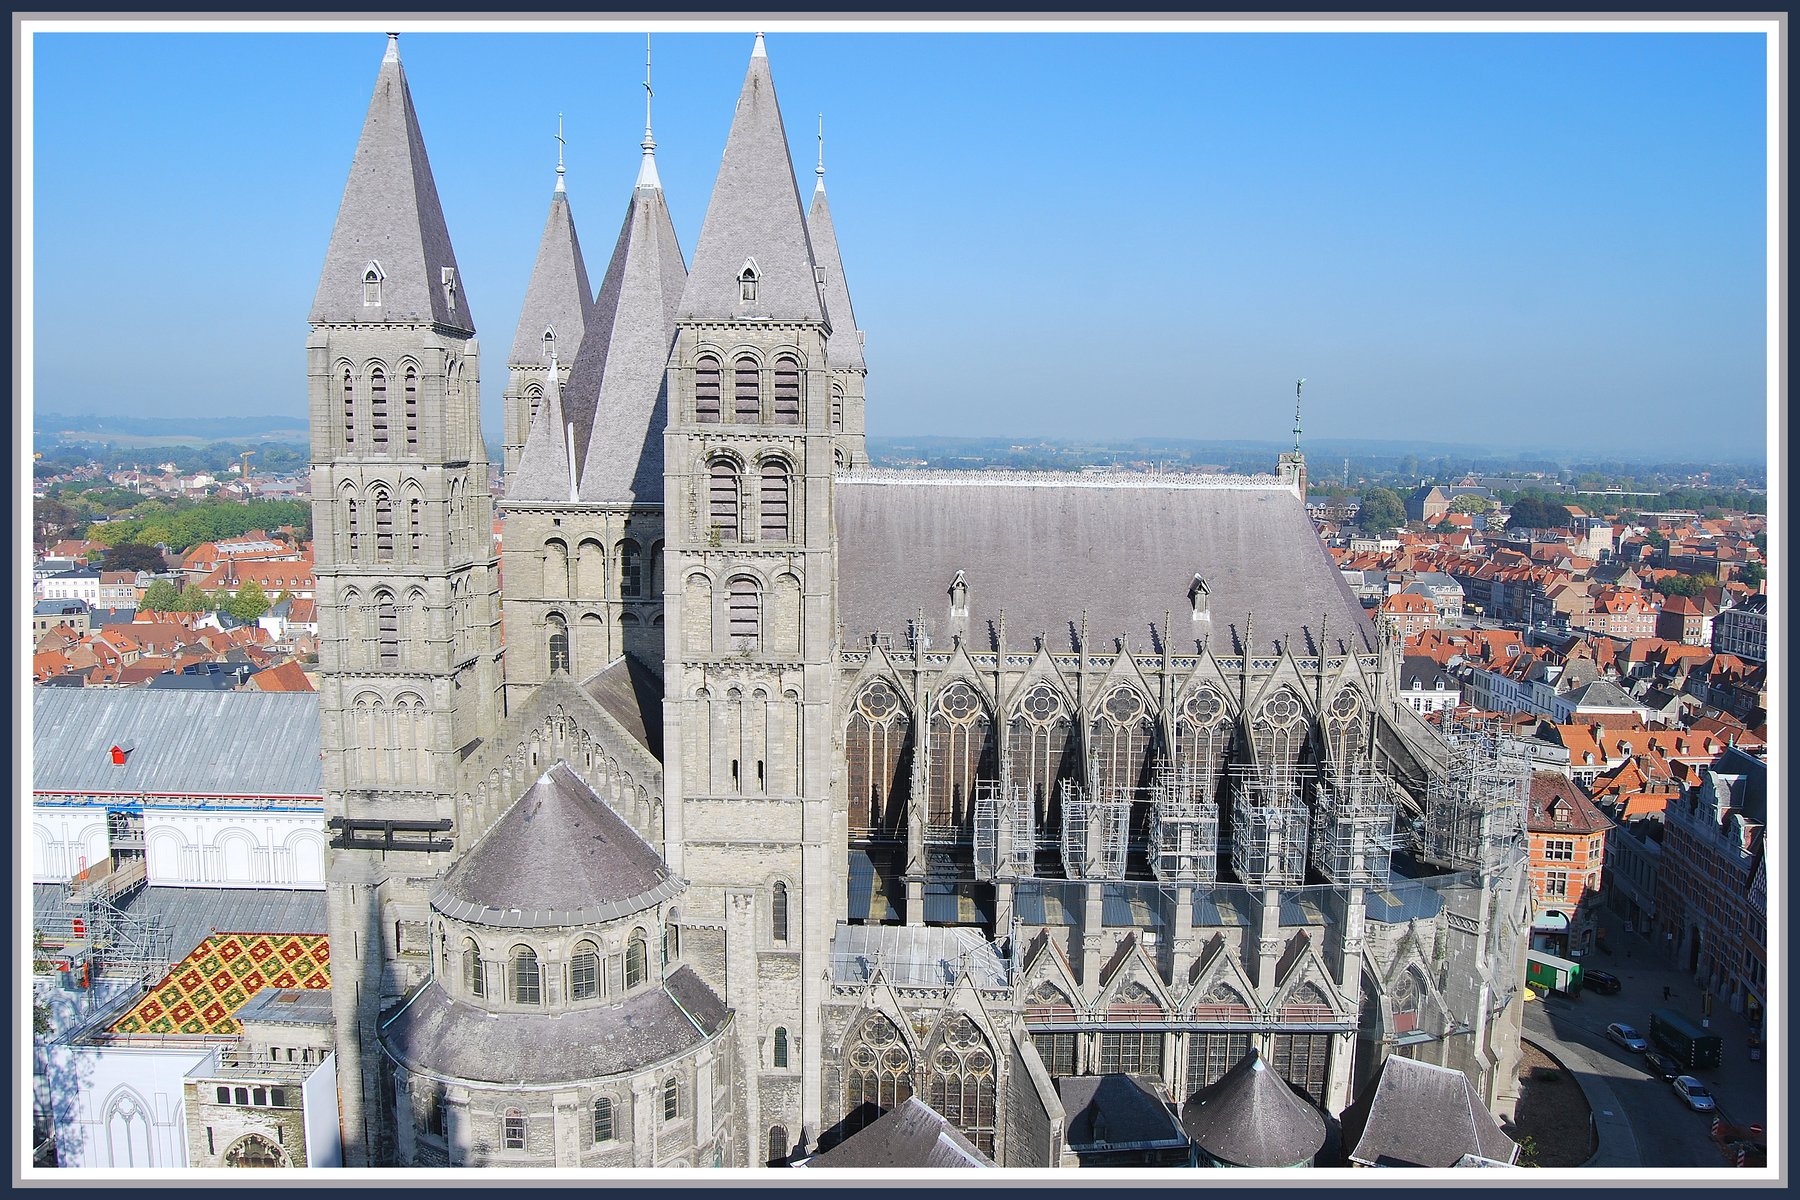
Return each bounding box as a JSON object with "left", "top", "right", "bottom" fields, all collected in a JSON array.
[
  {"left": 505, "top": 353, "right": 576, "bottom": 503},
  {"left": 808, "top": 179, "right": 864, "bottom": 370},
  {"left": 507, "top": 190, "right": 594, "bottom": 366},
  {"left": 1180, "top": 1047, "right": 1326, "bottom": 1167},
  {"left": 311, "top": 35, "right": 472, "bottom": 333},
  {"left": 434, "top": 761, "right": 681, "bottom": 927},
  {"left": 570, "top": 174, "right": 686, "bottom": 504},
  {"left": 676, "top": 37, "right": 824, "bottom": 323}
]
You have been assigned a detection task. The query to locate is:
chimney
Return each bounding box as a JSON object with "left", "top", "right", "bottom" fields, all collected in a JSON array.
[{"left": 109, "top": 744, "right": 130, "bottom": 766}]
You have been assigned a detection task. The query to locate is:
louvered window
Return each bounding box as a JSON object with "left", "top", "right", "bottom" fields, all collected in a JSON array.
[
  {"left": 374, "top": 494, "right": 394, "bottom": 562},
  {"left": 708, "top": 460, "right": 739, "bottom": 543},
  {"left": 728, "top": 578, "right": 760, "bottom": 648},
  {"left": 772, "top": 881, "right": 790, "bottom": 942},
  {"left": 733, "top": 356, "right": 760, "bottom": 423},
  {"left": 370, "top": 370, "right": 388, "bottom": 451},
  {"left": 404, "top": 368, "right": 419, "bottom": 453},
  {"left": 759, "top": 460, "right": 790, "bottom": 542},
  {"left": 772, "top": 357, "right": 800, "bottom": 424},
  {"left": 342, "top": 370, "right": 355, "bottom": 446},
  {"left": 377, "top": 597, "right": 398, "bottom": 667},
  {"left": 694, "top": 356, "right": 721, "bottom": 423}
]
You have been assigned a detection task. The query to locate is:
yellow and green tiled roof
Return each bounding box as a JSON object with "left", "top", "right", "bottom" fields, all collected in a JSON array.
[{"left": 112, "top": 932, "right": 329, "bottom": 1036}]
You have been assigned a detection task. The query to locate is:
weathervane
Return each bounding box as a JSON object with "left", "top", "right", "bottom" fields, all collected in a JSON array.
[
  {"left": 1294, "top": 378, "right": 1306, "bottom": 453},
  {"left": 644, "top": 34, "right": 655, "bottom": 147},
  {"left": 554, "top": 113, "right": 565, "bottom": 190},
  {"left": 817, "top": 113, "right": 825, "bottom": 182}
]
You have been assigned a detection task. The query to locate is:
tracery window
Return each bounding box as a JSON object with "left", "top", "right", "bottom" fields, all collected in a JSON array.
[
  {"left": 1323, "top": 686, "right": 1368, "bottom": 774},
  {"left": 1253, "top": 688, "right": 1309, "bottom": 773},
  {"left": 928, "top": 681, "right": 991, "bottom": 838},
  {"left": 846, "top": 679, "right": 911, "bottom": 838},
  {"left": 547, "top": 613, "right": 570, "bottom": 674},
  {"left": 1008, "top": 682, "right": 1075, "bottom": 837},
  {"left": 843, "top": 1014, "right": 913, "bottom": 1138},
  {"left": 1174, "top": 686, "right": 1234, "bottom": 791},
  {"left": 1091, "top": 685, "right": 1156, "bottom": 793},
  {"left": 926, "top": 1014, "right": 997, "bottom": 1157}
]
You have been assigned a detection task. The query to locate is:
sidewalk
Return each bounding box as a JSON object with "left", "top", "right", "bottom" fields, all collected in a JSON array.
[{"left": 1522, "top": 1001, "right": 1639, "bottom": 1167}]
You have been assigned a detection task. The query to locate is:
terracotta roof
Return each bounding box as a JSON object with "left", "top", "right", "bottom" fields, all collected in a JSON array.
[
  {"left": 1527, "top": 771, "right": 1613, "bottom": 836},
  {"left": 246, "top": 661, "right": 315, "bottom": 692}
]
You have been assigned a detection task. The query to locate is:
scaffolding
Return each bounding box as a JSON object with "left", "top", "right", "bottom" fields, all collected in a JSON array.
[
  {"left": 1309, "top": 763, "right": 1398, "bottom": 886},
  {"left": 1148, "top": 764, "right": 1219, "bottom": 884},
  {"left": 1418, "top": 713, "right": 1530, "bottom": 872},
  {"left": 1229, "top": 766, "right": 1311, "bottom": 887},
  {"left": 1058, "top": 779, "right": 1129, "bottom": 880},
  {"left": 40, "top": 863, "right": 174, "bottom": 991},
  {"left": 973, "top": 778, "right": 1034, "bottom": 879}
]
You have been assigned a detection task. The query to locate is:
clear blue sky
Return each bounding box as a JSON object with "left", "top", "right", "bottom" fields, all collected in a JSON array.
[{"left": 28, "top": 24, "right": 1771, "bottom": 461}]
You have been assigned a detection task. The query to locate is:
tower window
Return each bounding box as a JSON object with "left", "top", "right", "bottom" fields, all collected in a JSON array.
[
  {"left": 759, "top": 460, "right": 791, "bottom": 543},
  {"left": 709, "top": 459, "right": 741, "bottom": 543},
  {"left": 728, "top": 577, "right": 760, "bottom": 648},
  {"left": 404, "top": 367, "right": 419, "bottom": 453},
  {"left": 377, "top": 596, "right": 398, "bottom": 667},
  {"left": 773, "top": 356, "right": 801, "bottom": 424},
  {"left": 511, "top": 945, "right": 541, "bottom": 1005},
  {"left": 409, "top": 497, "right": 422, "bottom": 558},
  {"left": 542, "top": 326, "right": 555, "bottom": 358},
  {"left": 342, "top": 369, "right": 356, "bottom": 446},
  {"left": 547, "top": 613, "right": 570, "bottom": 674},
  {"left": 346, "top": 497, "right": 360, "bottom": 557},
  {"left": 370, "top": 369, "right": 389, "bottom": 450},
  {"left": 830, "top": 385, "right": 844, "bottom": 432},
  {"left": 619, "top": 539, "right": 642, "bottom": 599},
  {"left": 733, "top": 355, "right": 760, "bottom": 423},
  {"left": 374, "top": 492, "right": 394, "bottom": 561},
  {"left": 694, "top": 356, "right": 722, "bottom": 423},
  {"left": 771, "top": 881, "right": 790, "bottom": 943},
  {"left": 739, "top": 262, "right": 758, "bottom": 302},
  {"left": 363, "top": 261, "right": 383, "bottom": 306}
]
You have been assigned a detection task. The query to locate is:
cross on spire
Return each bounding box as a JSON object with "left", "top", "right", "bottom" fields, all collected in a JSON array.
[
  {"left": 637, "top": 34, "right": 660, "bottom": 188},
  {"left": 1294, "top": 378, "right": 1305, "bottom": 453},
  {"left": 816, "top": 112, "right": 826, "bottom": 187},
  {"left": 554, "top": 112, "right": 566, "bottom": 192}
]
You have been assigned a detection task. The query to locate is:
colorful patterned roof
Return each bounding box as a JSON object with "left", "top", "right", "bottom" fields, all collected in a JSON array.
[{"left": 112, "top": 932, "right": 329, "bottom": 1036}]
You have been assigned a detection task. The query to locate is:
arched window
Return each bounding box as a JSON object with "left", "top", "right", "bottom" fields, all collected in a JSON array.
[
  {"left": 767, "top": 1125, "right": 790, "bottom": 1166},
  {"left": 404, "top": 366, "right": 419, "bottom": 454},
  {"left": 759, "top": 460, "right": 791, "bottom": 543},
  {"left": 370, "top": 369, "right": 389, "bottom": 452},
  {"left": 1091, "top": 685, "right": 1156, "bottom": 793},
  {"left": 773, "top": 1026, "right": 790, "bottom": 1068},
  {"left": 570, "top": 941, "right": 600, "bottom": 1001},
  {"left": 1008, "top": 682, "right": 1075, "bottom": 835},
  {"left": 728, "top": 577, "right": 760, "bottom": 649},
  {"left": 771, "top": 881, "right": 790, "bottom": 943},
  {"left": 511, "top": 945, "right": 541, "bottom": 1005},
  {"left": 844, "top": 1014, "right": 913, "bottom": 1138},
  {"left": 408, "top": 496, "right": 422, "bottom": 559},
  {"left": 1323, "top": 686, "right": 1368, "bottom": 774},
  {"left": 662, "top": 1076, "right": 682, "bottom": 1121},
  {"left": 929, "top": 681, "right": 991, "bottom": 837},
  {"left": 694, "top": 355, "right": 722, "bottom": 423},
  {"left": 377, "top": 594, "right": 399, "bottom": 668},
  {"left": 1174, "top": 687, "right": 1234, "bottom": 791},
  {"left": 345, "top": 494, "right": 360, "bottom": 557},
  {"left": 772, "top": 356, "right": 801, "bottom": 424},
  {"left": 341, "top": 368, "right": 356, "bottom": 448},
  {"left": 374, "top": 489, "right": 394, "bottom": 561},
  {"left": 547, "top": 613, "right": 570, "bottom": 674},
  {"left": 830, "top": 384, "right": 844, "bottom": 432},
  {"left": 664, "top": 916, "right": 680, "bottom": 964},
  {"left": 733, "top": 355, "right": 760, "bottom": 423},
  {"left": 224, "top": 1133, "right": 287, "bottom": 1168},
  {"left": 739, "top": 262, "right": 758, "bottom": 302},
  {"left": 544, "top": 538, "right": 570, "bottom": 598},
  {"left": 625, "top": 931, "right": 648, "bottom": 988},
  {"left": 463, "top": 939, "right": 485, "bottom": 997},
  {"left": 542, "top": 325, "right": 555, "bottom": 359},
  {"left": 1253, "top": 688, "right": 1309, "bottom": 772},
  {"left": 592, "top": 1097, "right": 615, "bottom": 1143},
  {"left": 847, "top": 678, "right": 913, "bottom": 838},
  {"left": 619, "top": 539, "right": 642, "bottom": 599},
  {"left": 709, "top": 459, "right": 740, "bottom": 543},
  {"left": 363, "top": 264, "right": 383, "bottom": 307},
  {"left": 926, "top": 1014, "right": 998, "bottom": 1157},
  {"left": 503, "top": 1108, "right": 526, "bottom": 1150}
]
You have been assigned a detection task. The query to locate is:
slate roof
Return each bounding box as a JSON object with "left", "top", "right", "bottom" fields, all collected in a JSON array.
[
  {"left": 834, "top": 473, "right": 1376, "bottom": 656},
  {"left": 676, "top": 37, "right": 824, "bottom": 323},
  {"left": 505, "top": 351, "right": 576, "bottom": 503},
  {"left": 434, "top": 761, "right": 680, "bottom": 927},
  {"left": 579, "top": 654, "right": 665, "bottom": 760},
  {"left": 1340, "top": 1054, "right": 1518, "bottom": 1167},
  {"left": 1180, "top": 1047, "right": 1325, "bottom": 1167},
  {"left": 32, "top": 689, "right": 322, "bottom": 798},
  {"left": 1060, "top": 1074, "right": 1189, "bottom": 1152},
  {"left": 572, "top": 177, "right": 686, "bottom": 504},
  {"left": 1562, "top": 679, "right": 1640, "bottom": 711},
  {"left": 311, "top": 36, "right": 473, "bottom": 333},
  {"left": 803, "top": 1097, "right": 995, "bottom": 1169},
  {"left": 380, "top": 964, "right": 726, "bottom": 1085},
  {"left": 808, "top": 180, "right": 865, "bottom": 369},
  {"left": 1400, "top": 655, "right": 1457, "bottom": 692},
  {"left": 508, "top": 189, "right": 594, "bottom": 366}
]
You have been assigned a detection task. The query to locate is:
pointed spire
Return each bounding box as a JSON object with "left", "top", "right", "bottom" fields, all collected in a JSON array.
[
  {"left": 507, "top": 350, "right": 576, "bottom": 504},
  {"left": 638, "top": 33, "right": 660, "bottom": 189},
  {"left": 507, "top": 160, "right": 594, "bottom": 367},
  {"left": 753, "top": 31, "right": 767, "bottom": 58},
  {"left": 555, "top": 112, "right": 566, "bottom": 193},
  {"left": 807, "top": 115, "right": 864, "bottom": 369},
  {"left": 677, "top": 34, "right": 823, "bottom": 322},
  {"left": 312, "top": 34, "right": 473, "bottom": 331}
]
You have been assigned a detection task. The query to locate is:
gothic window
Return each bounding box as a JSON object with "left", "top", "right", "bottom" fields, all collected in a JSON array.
[
  {"left": 374, "top": 489, "right": 394, "bottom": 561},
  {"left": 625, "top": 931, "right": 647, "bottom": 988},
  {"left": 1323, "top": 686, "right": 1368, "bottom": 773},
  {"left": 104, "top": 1090, "right": 152, "bottom": 1167},
  {"left": 771, "top": 881, "right": 790, "bottom": 943},
  {"left": 511, "top": 945, "right": 541, "bottom": 1005},
  {"left": 1186, "top": 1032, "right": 1251, "bottom": 1092},
  {"left": 592, "top": 1097, "right": 614, "bottom": 1143},
  {"left": 767, "top": 1125, "right": 789, "bottom": 1166},
  {"left": 772, "top": 356, "right": 801, "bottom": 424},
  {"left": 733, "top": 355, "right": 761, "bottom": 423},
  {"left": 1269, "top": 1033, "right": 1330, "bottom": 1106},
  {"left": 570, "top": 941, "right": 601, "bottom": 1001},
  {"left": 844, "top": 1014, "right": 914, "bottom": 1137},
  {"left": 418, "top": 1085, "right": 445, "bottom": 1138},
  {"left": 345, "top": 495, "right": 360, "bottom": 557},
  {"left": 1253, "top": 688, "right": 1309, "bottom": 773},
  {"left": 363, "top": 263, "right": 383, "bottom": 306},
  {"left": 408, "top": 496, "right": 422, "bottom": 559},
  {"left": 928, "top": 681, "right": 991, "bottom": 838},
  {"left": 694, "top": 355, "right": 722, "bottom": 423},
  {"left": 759, "top": 459, "right": 791, "bottom": 542},
  {"left": 738, "top": 262, "right": 758, "bottom": 302},
  {"left": 708, "top": 459, "right": 740, "bottom": 543},
  {"left": 662, "top": 1077, "right": 682, "bottom": 1121},
  {"left": 619, "top": 539, "right": 642, "bottom": 599},
  {"left": 847, "top": 679, "right": 912, "bottom": 838},
  {"left": 547, "top": 613, "right": 570, "bottom": 674},
  {"left": 224, "top": 1133, "right": 286, "bottom": 1168},
  {"left": 727, "top": 577, "right": 760, "bottom": 649},
  {"left": 773, "top": 1026, "right": 790, "bottom": 1068},
  {"left": 542, "top": 326, "right": 555, "bottom": 359},
  {"left": 1175, "top": 686, "right": 1234, "bottom": 791},
  {"left": 464, "top": 939, "right": 485, "bottom": 997},
  {"left": 404, "top": 367, "right": 419, "bottom": 453},
  {"left": 377, "top": 595, "right": 398, "bottom": 668},
  {"left": 830, "top": 384, "right": 844, "bottom": 432},
  {"left": 370, "top": 369, "right": 389, "bottom": 451},
  {"left": 503, "top": 1109, "right": 526, "bottom": 1150},
  {"left": 1097, "top": 1030, "right": 1164, "bottom": 1079},
  {"left": 925, "top": 1014, "right": 997, "bottom": 1157},
  {"left": 1391, "top": 968, "right": 1425, "bottom": 1034},
  {"left": 1008, "top": 682, "right": 1075, "bottom": 836},
  {"left": 1091, "top": 685, "right": 1156, "bottom": 793},
  {"left": 341, "top": 368, "right": 356, "bottom": 447}
]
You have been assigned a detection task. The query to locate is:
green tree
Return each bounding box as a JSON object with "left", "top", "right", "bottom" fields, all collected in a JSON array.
[
  {"left": 101, "top": 542, "right": 167, "bottom": 573},
  {"left": 224, "top": 580, "right": 271, "bottom": 623},
  {"left": 1737, "top": 562, "right": 1765, "bottom": 588},
  {"left": 1449, "top": 493, "right": 1495, "bottom": 514},
  {"left": 140, "top": 578, "right": 181, "bottom": 612},
  {"left": 1657, "top": 573, "right": 1719, "bottom": 599},
  {"left": 176, "top": 583, "right": 214, "bottom": 613},
  {"left": 1355, "top": 487, "right": 1408, "bottom": 535}
]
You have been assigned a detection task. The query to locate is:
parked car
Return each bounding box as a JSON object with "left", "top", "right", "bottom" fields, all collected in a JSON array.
[
  {"left": 1607, "top": 1022, "right": 1649, "bottom": 1052},
  {"left": 1672, "top": 1075, "right": 1716, "bottom": 1112},
  {"left": 1643, "top": 1050, "right": 1682, "bottom": 1082},
  {"left": 1584, "top": 969, "right": 1623, "bottom": 995}
]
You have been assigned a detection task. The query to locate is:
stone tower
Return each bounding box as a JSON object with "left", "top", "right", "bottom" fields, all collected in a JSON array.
[
  {"left": 499, "top": 105, "right": 686, "bottom": 707},
  {"left": 806, "top": 130, "right": 868, "bottom": 469},
  {"left": 659, "top": 34, "right": 842, "bottom": 1157},
  {"left": 308, "top": 34, "right": 502, "bottom": 1166},
  {"left": 499, "top": 136, "right": 595, "bottom": 480}
]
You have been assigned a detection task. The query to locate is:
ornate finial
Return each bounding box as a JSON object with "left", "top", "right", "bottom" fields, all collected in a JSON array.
[
  {"left": 1294, "top": 378, "right": 1305, "bottom": 454},
  {"left": 384, "top": 32, "right": 399, "bottom": 63},
  {"left": 554, "top": 113, "right": 566, "bottom": 192},
  {"left": 816, "top": 113, "right": 826, "bottom": 188},
  {"left": 637, "top": 35, "right": 660, "bottom": 189}
]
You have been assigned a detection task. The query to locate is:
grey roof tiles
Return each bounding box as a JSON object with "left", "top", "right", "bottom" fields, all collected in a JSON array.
[
  {"left": 808, "top": 182, "right": 865, "bottom": 369},
  {"left": 1340, "top": 1053, "right": 1518, "bottom": 1167},
  {"left": 805, "top": 1097, "right": 996, "bottom": 1168},
  {"left": 1180, "top": 1047, "right": 1326, "bottom": 1166},
  {"left": 504, "top": 354, "right": 576, "bottom": 503},
  {"left": 833, "top": 472, "right": 1376, "bottom": 657},
  {"left": 676, "top": 40, "right": 824, "bottom": 323},
  {"left": 507, "top": 191, "right": 594, "bottom": 366},
  {"left": 311, "top": 39, "right": 472, "bottom": 333}
]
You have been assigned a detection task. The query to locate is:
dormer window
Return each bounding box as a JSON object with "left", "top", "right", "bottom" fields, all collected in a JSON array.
[
  {"left": 542, "top": 326, "right": 555, "bottom": 358},
  {"left": 441, "top": 266, "right": 458, "bottom": 314},
  {"left": 739, "top": 259, "right": 759, "bottom": 302},
  {"left": 363, "top": 261, "right": 384, "bottom": 306}
]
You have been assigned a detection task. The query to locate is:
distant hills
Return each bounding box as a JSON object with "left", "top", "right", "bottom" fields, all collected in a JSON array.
[{"left": 37, "top": 411, "right": 308, "bottom": 442}]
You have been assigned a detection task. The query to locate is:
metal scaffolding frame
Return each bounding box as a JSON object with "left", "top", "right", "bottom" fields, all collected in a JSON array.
[
  {"left": 1418, "top": 713, "right": 1530, "bottom": 872},
  {"left": 1229, "top": 765, "right": 1311, "bottom": 887},
  {"left": 1058, "top": 779, "right": 1130, "bottom": 880},
  {"left": 41, "top": 863, "right": 174, "bottom": 990},
  {"left": 1309, "top": 763, "right": 1398, "bottom": 886},
  {"left": 973, "top": 778, "right": 1034, "bottom": 879},
  {"left": 1148, "top": 764, "right": 1219, "bottom": 884}
]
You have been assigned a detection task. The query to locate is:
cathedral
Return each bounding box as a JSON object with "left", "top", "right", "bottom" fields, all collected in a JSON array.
[{"left": 311, "top": 33, "right": 1533, "bottom": 1168}]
